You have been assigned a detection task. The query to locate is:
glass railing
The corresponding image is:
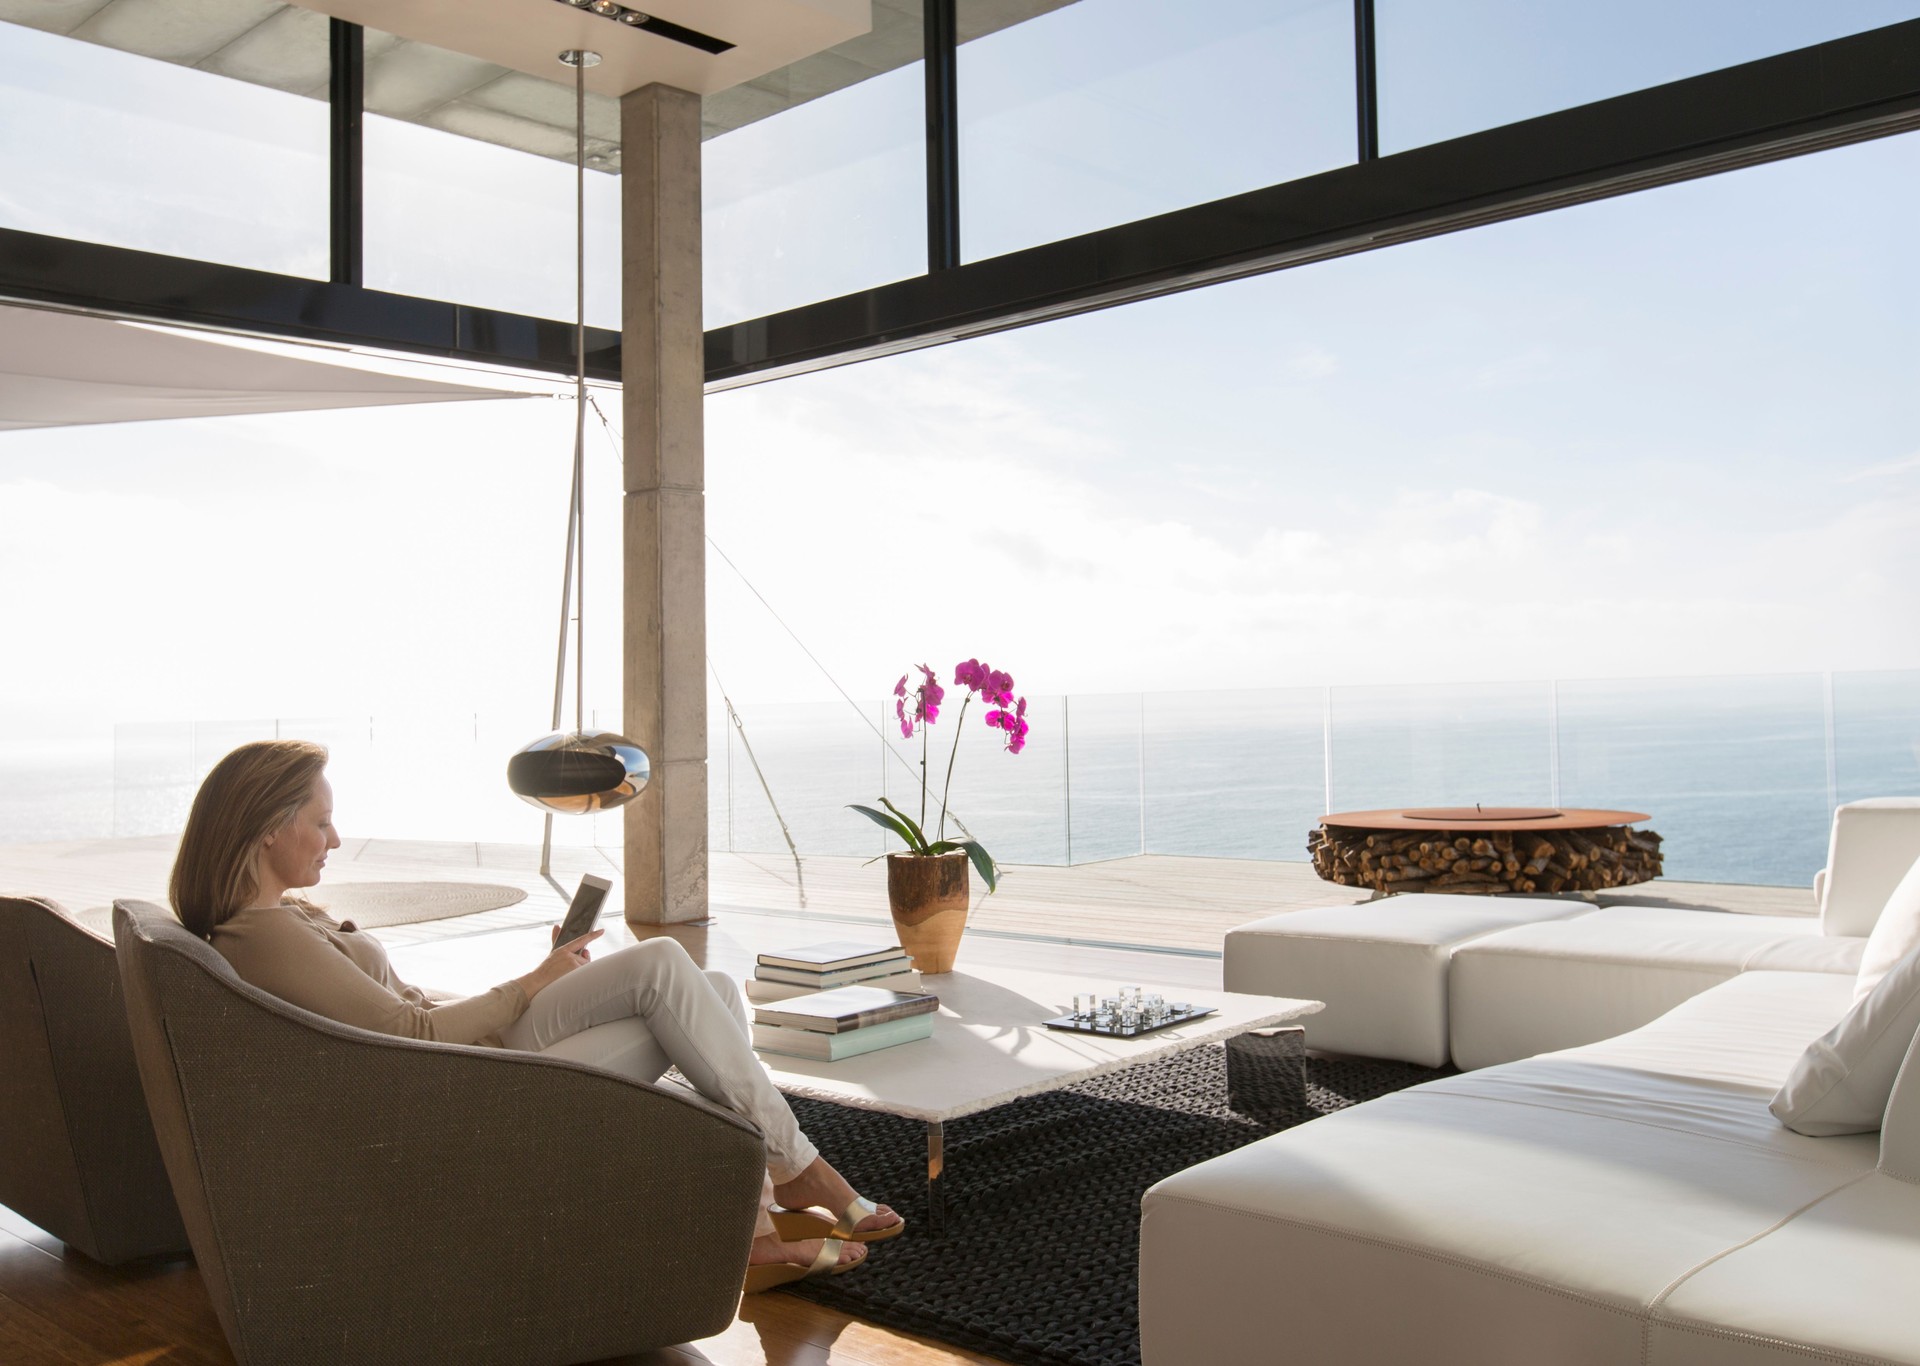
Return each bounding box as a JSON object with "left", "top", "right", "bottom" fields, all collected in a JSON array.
[
  {"left": 714, "top": 668, "right": 1920, "bottom": 888},
  {"left": 3, "top": 668, "right": 1913, "bottom": 890}
]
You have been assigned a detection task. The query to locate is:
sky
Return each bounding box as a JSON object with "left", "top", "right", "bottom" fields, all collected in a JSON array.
[{"left": 0, "top": 9, "right": 1917, "bottom": 752}]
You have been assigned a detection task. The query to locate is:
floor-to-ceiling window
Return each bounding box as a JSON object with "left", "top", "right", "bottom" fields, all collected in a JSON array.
[{"left": 702, "top": 128, "right": 1920, "bottom": 884}]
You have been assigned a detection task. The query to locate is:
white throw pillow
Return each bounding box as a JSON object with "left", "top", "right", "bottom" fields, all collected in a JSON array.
[
  {"left": 1773, "top": 937, "right": 1920, "bottom": 1136},
  {"left": 1856, "top": 852, "right": 1920, "bottom": 1003}
]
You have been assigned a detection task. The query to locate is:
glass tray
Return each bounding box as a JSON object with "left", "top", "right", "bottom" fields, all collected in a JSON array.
[{"left": 1042, "top": 1005, "right": 1216, "bottom": 1037}]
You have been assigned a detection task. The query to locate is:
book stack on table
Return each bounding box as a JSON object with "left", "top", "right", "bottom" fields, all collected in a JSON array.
[
  {"left": 751, "top": 984, "right": 941, "bottom": 1060},
  {"left": 745, "top": 941, "right": 922, "bottom": 1004}
]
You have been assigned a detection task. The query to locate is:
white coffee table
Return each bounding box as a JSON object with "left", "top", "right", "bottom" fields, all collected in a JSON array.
[{"left": 756, "top": 965, "right": 1321, "bottom": 1232}]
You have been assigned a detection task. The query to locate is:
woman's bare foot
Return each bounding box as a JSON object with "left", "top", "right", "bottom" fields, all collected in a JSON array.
[
  {"left": 748, "top": 1230, "right": 866, "bottom": 1271},
  {"left": 773, "top": 1156, "right": 903, "bottom": 1238}
]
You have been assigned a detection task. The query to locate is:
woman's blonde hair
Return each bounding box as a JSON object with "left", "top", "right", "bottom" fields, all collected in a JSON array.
[{"left": 170, "top": 739, "right": 329, "bottom": 938}]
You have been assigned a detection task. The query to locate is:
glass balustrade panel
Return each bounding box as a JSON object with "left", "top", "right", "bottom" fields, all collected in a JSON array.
[
  {"left": 1832, "top": 669, "right": 1920, "bottom": 807},
  {"left": 719, "top": 699, "right": 899, "bottom": 859},
  {"left": 1142, "top": 687, "right": 1324, "bottom": 860},
  {"left": 1064, "top": 692, "right": 1148, "bottom": 864},
  {"left": 1554, "top": 674, "right": 1828, "bottom": 888},
  {"left": 3, "top": 723, "right": 112, "bottom": 844},
  {"left": 1327, "top": 681, "right": 1552, "bottom": 816},
  {"left": 919, "top": 694, "right": 1067, "bottom": 866}
]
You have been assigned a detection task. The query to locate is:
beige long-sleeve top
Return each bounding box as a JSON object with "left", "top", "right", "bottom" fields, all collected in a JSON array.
[{"left": 210, "top": 902, "right": 528, "bottom": 1047}]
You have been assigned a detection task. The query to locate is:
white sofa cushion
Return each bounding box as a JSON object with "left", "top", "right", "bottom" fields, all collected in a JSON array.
[
  {"left": 1819, "top": 797, "right": 1920, "bottom": 938},
  {"left": 1223, "top": 894, "right": 1586, "bottom": 1067},
  {"left": 1449, "top": 906, "right": 1858, "bottom": 1071},
  {"left": 1855, "top": 851, "right": 1920, "bottom": 1002},
  {"left": 1772, "top": 940, "right": 1920, "bottom": 1136},
  {"left": 1562, "top": 970, "right": 1858, "bottom": 1091},
  {"left": 1647, "top": 1172, "right": 1920, "bottom": 1365}
]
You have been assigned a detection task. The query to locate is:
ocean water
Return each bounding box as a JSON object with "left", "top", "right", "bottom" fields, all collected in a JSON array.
[{"left": 4, "top": 671, "right": 1918, "bottom": 889}]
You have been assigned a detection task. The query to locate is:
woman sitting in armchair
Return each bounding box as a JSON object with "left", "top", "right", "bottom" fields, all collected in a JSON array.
[{"left": 169, "top": 738, "right": 901, "bottom": 1292}]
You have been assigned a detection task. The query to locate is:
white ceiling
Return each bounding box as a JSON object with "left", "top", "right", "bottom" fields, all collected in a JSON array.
[
  {"left": 0, "top": 0, "right": 1075, "bottom": 169},
  {"left": 0, "top": 305, "right": 543, "bottom": 431},
  {"left": 290, "top": 0, "right": 871, "bottom": 100}
]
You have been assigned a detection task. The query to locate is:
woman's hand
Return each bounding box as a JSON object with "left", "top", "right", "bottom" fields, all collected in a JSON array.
[
  {"left": 516, "top": 929, "right": 603, "bottom": 1000},
  {"left": 550, "top": 922, "right": 596, "bottom": 962}
]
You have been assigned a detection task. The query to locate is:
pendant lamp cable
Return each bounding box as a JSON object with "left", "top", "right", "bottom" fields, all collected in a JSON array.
[
  {"left": 539, "top": 49, "right": 598, "bottom": 877},
  {"left": 555, "top": 50, "right": 588, "bottom": 738}
]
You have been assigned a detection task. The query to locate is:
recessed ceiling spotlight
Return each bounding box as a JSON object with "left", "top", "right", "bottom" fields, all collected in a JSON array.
[{"left": 547, "top": 0, "right": 733, "bottom": 55}]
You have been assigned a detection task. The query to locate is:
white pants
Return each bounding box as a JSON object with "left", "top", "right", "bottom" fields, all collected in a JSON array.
[{"left": 496, "top": 937, "right": 818, "bottom": 1236}]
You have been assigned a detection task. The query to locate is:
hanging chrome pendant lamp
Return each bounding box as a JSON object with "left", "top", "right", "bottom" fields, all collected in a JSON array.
[{"left": 508, "top": 48, "right": 648, "bottom": 866}]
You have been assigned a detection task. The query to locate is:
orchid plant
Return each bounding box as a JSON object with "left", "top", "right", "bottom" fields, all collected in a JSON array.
[{"left": 849, "top": 657, "right": 1031, "bottom": 892}]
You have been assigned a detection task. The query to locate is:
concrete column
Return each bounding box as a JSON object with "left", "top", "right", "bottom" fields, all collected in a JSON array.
[{"left": 620, "top": 83, "right": 708, "bottom": 925}]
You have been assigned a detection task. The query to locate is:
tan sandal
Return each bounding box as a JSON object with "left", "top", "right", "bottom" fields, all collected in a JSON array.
[
  {"left": 771, "top": 1194, "right": 906, "bottom": 1244},
  {"left": 742, "top": 1236, "right": 863, "bottom": 1294}
]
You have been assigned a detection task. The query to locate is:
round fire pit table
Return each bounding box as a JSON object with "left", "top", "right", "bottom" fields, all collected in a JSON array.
[{"left": 1309, "top": 806, "right": 1663, "bottom": 896}]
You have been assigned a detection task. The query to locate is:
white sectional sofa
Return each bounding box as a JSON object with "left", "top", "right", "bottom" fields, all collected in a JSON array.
[
  {"left": 1225, "top": 798, "right": 1920, "bottom": 1070},
  {"left": 1144, "top": 799, "right": 1920, "bottom": 1365},
  {"left": 1143, "top": 968, "right": 1920, "bottom": 1364}
]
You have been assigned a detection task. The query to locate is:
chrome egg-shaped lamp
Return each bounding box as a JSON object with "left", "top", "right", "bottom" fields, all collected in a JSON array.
[
  {"left": 507, "top": 48, "right": 649, "bottom": 864},
  {"left": 508, "top": 728, "right": 648, "bottom": 815}
]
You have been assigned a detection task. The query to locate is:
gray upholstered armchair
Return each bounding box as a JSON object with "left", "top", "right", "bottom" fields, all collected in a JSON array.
[
  {"left": 0, "top": 894, "right": 190, "bottom": 1263},
  {"left": 112, "top": 899, "right": 766, "bottom": 1366}
]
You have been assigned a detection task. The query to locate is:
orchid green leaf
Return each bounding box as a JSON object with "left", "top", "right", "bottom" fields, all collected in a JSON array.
[
  {"left": 877, "top": 796, "right": 931, "bottom": 850},
  {"left": 954, "top": 840, "right": 999, "bottom": 893},
  {"left": 847, "top": 803, "right": 925, "bottom": 852}
]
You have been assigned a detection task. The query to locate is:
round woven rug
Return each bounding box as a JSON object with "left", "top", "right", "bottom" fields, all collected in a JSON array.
[
  {"left": 73, "top": 881, "right": 527, "bottom": 936},
  {"left": 72, "top": 879, "right": 526, "bottom": 933},
  {"left": 310, "top": 881, "right": 527, "bottom": 927}
]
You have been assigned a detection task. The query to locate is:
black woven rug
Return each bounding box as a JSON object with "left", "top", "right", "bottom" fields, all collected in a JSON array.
[{"left": 779, "top": 1046, "right": 1446, "bottom": 1366}]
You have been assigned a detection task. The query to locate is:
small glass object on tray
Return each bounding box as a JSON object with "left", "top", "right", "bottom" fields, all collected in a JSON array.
[{"left": 1045, "top": 987, "right": 1215, "bottom": 1037}]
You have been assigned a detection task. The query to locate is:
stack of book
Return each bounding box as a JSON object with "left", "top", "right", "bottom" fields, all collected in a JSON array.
[
  {"left": 750, "top": 983, "right": 941, "bottom": 1061},
  {"left": 745, "top": 940, "right": 922, "bottom": 1005}
]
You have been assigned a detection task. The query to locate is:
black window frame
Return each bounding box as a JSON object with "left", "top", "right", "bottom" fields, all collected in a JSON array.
[{"left": 0, "top": 13, "right": 1914, "bottom": 390}]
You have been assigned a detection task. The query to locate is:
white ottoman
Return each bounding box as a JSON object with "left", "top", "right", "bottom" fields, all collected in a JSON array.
[{"left": 1223, "top": 894, "right": 1589, "bottom": 1067}]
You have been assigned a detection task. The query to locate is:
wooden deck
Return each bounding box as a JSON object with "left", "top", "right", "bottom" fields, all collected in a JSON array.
[
  {"left": 0, "top": 835, "right": 1815, "bottom": 1365},
  {"left": 0, "top": 836, "right": 1816, "bottom": 956}
]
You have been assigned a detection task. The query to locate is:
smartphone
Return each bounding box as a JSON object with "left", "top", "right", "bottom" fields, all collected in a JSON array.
[{"left": 555, "top": 873, "right": 612, "bottom": 946}]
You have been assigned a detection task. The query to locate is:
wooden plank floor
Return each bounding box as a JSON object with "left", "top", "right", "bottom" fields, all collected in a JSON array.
[
  {"left": 0, "top": 1199, "right": 1006, "bottom": 1366},
  {"left": 0, "top": 834, "right": 1814, "bottom": 1365}
]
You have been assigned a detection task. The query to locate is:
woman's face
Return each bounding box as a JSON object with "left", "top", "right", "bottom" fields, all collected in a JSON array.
[{"left": 260, "top": 775, "right": 341, "bottom": 895}]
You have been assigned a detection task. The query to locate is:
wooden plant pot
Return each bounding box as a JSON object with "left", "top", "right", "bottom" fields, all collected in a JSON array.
[{"left": 886, "top": 850, "right": 970, "bottom": 974}]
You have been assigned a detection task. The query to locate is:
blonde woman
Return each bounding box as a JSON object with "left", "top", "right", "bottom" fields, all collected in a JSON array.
[{"left": 170, "top": 740, "right": 901, "bottom": 1292}]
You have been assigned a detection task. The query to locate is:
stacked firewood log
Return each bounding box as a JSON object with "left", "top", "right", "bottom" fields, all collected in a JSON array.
[{"left": 1308, "top": 823, "right": 1663, "bottom": 895}]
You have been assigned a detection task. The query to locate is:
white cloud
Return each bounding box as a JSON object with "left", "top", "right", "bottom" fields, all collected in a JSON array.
[
  {"left": 1844, "top": 451, "right": 1920, "bottom": 482},
  {"left": 705, "top": 363, "right": 1920, "bottom": 703}
]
